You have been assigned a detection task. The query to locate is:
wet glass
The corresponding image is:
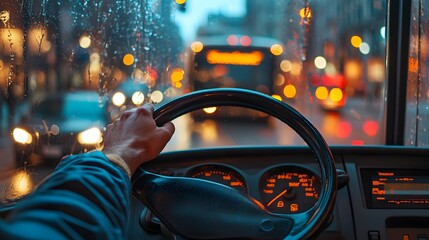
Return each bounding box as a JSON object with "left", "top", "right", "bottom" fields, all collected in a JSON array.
[
  {"left": 405, "top": 0, "right": 429, "bottom": 146},
  {"left": 0, "top": 0, "right": 387, "bottom": 203}
]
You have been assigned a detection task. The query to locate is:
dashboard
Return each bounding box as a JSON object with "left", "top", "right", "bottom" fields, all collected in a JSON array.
[{"left": 129, "top": 146, "right": 429, "bottom": 240}]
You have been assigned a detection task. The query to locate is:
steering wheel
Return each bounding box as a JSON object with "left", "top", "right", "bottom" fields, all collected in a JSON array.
[{"left": 132, "top": 88, "right": 337, "bottom": 239}]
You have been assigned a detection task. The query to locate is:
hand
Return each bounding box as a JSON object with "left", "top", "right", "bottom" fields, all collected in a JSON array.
[{"left": 102, "top": 104, "right": 175, "bottom": 175}]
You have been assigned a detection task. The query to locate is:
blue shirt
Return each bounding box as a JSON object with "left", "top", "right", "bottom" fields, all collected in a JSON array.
[{"left": 0, "top": 151, "right": 131, "bottom": 240}]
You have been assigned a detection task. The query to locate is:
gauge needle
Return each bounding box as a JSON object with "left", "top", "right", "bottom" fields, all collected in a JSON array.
[{"left": 267, "top": 189, "right": 288, "bottom": 207}]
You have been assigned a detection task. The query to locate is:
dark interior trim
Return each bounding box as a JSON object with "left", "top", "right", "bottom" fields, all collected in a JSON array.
[{"left": 385, "top": 0, "right": 412, "bottom": 145}]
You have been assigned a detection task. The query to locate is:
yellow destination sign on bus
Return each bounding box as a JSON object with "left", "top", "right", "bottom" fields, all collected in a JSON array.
[{"left": 206, "top": 50, "right": 264, "bottom": 66}]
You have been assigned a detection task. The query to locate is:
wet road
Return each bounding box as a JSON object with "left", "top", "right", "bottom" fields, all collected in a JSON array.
[{"left": 164, "top": 97, "right": 384, "bottom": 151}]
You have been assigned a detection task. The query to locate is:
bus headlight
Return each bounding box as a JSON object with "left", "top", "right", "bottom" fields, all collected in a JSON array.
[
  {"left": 12, "top": 128, "right": 33, "bottom": 144},
  {"left": 77, "top": 127, "right": 102, "bottom": 145},
  {"left": 112, "top": 92, "right": 126, "bottom": 107}
]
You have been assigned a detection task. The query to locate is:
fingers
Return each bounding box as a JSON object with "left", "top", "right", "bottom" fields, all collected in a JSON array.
[
  {"left": 160, "top": 121, "right": 175, "bottom": 138},
  {"left": 142, "top": 103, "right": 154, "bottom": 113},
  {"left": 119, "top": 104, "right": 154, "bottom": 121},
  {"left": 147, "top": 121, "right": 175, "bottom": 158},
  {"left": 134, "top": 105, "right": 154, "bottom": 119}
]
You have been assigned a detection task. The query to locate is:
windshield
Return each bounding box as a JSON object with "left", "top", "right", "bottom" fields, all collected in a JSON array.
[{"left": 2, "top": 0, "right": 421, "bottom": 203}]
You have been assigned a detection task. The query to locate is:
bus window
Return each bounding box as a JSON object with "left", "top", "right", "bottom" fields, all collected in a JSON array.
[{"left": 405, "top": 0, "right": 429, "bottom": 146}]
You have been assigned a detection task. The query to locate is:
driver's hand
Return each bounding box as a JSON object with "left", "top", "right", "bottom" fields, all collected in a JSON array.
[{"left": 102, "top": 104, "right": 175, "bottom": 176}]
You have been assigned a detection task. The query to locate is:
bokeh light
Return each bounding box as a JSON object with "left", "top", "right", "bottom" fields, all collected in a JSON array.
[
  {"left": 283, "top": 84, "right": 297, "bottom": 99},
  {"left": 363, "top": 120, "right": 379, "bottom": 137},
  {"left": 336, "top": 121, "right": 352, "bottom": 139},
  {"left": 191, "top": 41, "right": 204, "bottom": 53},
  {"left": 150, "top": 90, "right": 164, "bottom": 103},
  {"left": 227, "top": 35, "right": 239, "bottom": 45},
  {"left": 123, "top": 54, "right": 135, "bottom": 66},
  {"left": 203, "top": 107, "right": 217, "bottom": 114},
  {"left": 299, "top": 7, "right": 312, "bottom": 18},
  {"left": 359, "top": 42, "right": 370, "bottom": 55},
  {"left": 351, "top": 35, "right": 362, "bottom": 48},
  {"left": 315, "top": 86, "right": 329, "bottom": 100},
  {"left": 314, "top": 56, "right": 327, "bottom": 69},
  {"left": 329, "top": 88, "right": 343, "bottom": 102},
  {"left": 132, "top": 91, "right": 145, "bottom": 105},
  {"left": 240, "top": 35, "right": 252, "bottom": 46},
  {"left": 280, "top": 60, "right": 292, "bottom": 72},
  {"left": 112, "top": 92, "right": 126, "bottom": 106},
  {"left": 270, "top": 44, "right": 283, "bottom": 56},
  {"left": 380, "top": 26, "right": 386, "bottom": 39},
  {"left": 79, "top": 35, "right": 91, "bottom": 49}
]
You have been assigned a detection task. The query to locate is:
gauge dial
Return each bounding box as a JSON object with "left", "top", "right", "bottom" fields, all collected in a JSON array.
[
  {"left": 187, "top": 165, "right": 248, "bottom": 194},
  {"left": 260, "top": 166, "right": 321, "bottom": 214}
]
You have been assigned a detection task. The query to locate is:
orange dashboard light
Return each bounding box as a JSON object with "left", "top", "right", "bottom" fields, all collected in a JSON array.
[
  {"left": 377, "top": 172, "right": 394, "bottom": 176},
  {"left": 231, "top": 181, "right": 243, "bottom": 187},
  {"left": 290, "top": 203, "right": 299, "bottom": 212}
]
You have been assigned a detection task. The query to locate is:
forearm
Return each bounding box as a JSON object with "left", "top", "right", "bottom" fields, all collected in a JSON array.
[{"left": 2, "top": 151, "right": 131, "bottom": 240}]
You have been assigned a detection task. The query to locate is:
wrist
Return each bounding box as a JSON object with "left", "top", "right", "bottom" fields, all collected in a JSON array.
[{"left": 104, "top": 153, "right": 131, "bottom": 178}]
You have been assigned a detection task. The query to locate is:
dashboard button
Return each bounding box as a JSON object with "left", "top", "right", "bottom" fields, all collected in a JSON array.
[
  {"left": 368, "top": 231, "right": 380, "bottom": 240},
  {"left": 417, "top": 234, "right": 428, "bottom": 240}
]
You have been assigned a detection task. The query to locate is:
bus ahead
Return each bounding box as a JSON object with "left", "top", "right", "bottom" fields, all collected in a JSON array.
[{"left": 187, "top": 35, "right": 284, "bottom": 120}]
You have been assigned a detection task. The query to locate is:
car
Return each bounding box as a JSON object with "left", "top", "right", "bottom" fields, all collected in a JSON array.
[
  {"left": 1, "top": 0, "right": 428, "bottom": 239},
  {"left": 108, "top": 78, "right": 174, "bottom": 120},
  {"left": 309, "top": 72, "right": 347, "bottom": 111},
  {"left": 108, "top": 78, "right": 150, "bottom": 120},
  {"left": 11, "top": 91, "right": 109, "bottom": 165}
]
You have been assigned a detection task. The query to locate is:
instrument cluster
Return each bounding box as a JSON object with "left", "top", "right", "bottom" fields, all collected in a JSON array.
[{"left": 186, "top": 164, "right": 321, "bottom": 214}]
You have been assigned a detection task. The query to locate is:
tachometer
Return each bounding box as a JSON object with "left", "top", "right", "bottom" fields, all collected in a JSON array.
[
  {"left": 187, "top": 165, "right": 248, "bottom": 194},
  {"left": 259, "top": 166, "right": 321, "bottom": 214}
]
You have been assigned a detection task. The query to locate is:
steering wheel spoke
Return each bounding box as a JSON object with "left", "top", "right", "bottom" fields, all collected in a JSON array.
[{"left": 133, "top": 170, "right": 294, "bottom": 239}]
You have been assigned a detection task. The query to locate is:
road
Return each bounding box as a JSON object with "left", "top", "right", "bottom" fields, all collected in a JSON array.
[{"left": 164, "top": 97, "right": 384, "bottom": 151}]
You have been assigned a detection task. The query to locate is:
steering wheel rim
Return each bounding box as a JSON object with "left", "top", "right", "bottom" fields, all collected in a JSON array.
[{"left": 136, "top": 88, "right": 337, "bottom": 239}]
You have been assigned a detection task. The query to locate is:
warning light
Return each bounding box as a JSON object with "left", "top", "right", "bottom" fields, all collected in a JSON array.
[
  {"left": 277, "top": 201, "right": 285, "bottom": 208},
  {"left": 290, "top": 203, "right": 299, "bottom": 212}
]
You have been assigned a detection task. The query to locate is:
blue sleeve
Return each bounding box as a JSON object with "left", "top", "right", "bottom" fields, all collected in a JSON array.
[{"left": 0, "top": 150, "right": 131, "bottom": 240}]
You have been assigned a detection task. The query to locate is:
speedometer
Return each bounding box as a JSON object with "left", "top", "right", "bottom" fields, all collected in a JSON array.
[
  {"left": 259, "top": 166, "right": 321, "bottom": 214},
  {"left": 187, "top": 165, "right": 248, "bottom": 194}
]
